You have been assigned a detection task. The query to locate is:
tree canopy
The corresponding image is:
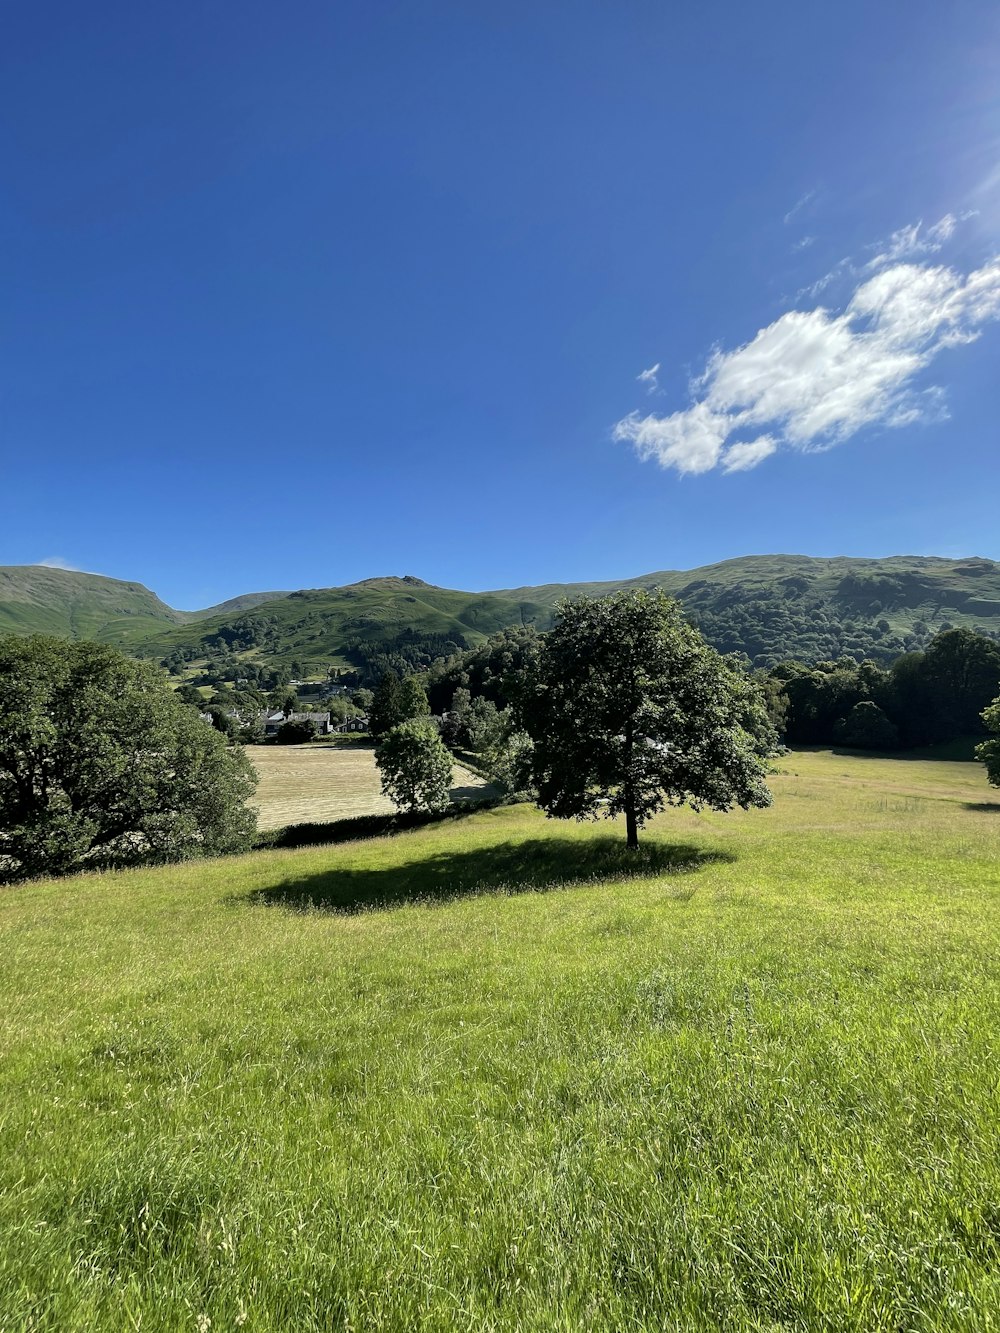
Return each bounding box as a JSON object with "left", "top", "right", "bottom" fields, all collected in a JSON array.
[
  {"left": 767, "top": 628, "right": 1000, "bottom": 749},
  {"left": 369, "top": 671, "right": 430, "bottom": 737},
  {"left": 0, "top": 635, "right": 257, "bottom": 883},
  {"left": 519, "top": 590, "right": 774, "bottom": 848},
  {"left": 375, "top": 718, "right": 453, "bottom": 814},
  {"left": 977, "top": 696, "right": 1000, "bottom": 788}
]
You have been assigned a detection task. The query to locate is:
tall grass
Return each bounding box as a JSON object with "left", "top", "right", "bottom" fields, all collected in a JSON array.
[{"left": 1, "top": 750, "right": 998, "bottom": 1330}]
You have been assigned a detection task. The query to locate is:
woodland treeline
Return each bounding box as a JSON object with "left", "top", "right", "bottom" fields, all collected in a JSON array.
[{"left": 422, "top": 624, "right": 1000, "bottom": 753}]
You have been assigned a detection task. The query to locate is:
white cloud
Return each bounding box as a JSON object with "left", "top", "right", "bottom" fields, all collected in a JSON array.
[
  {"left": 35, "top": 556, "right": 81, "bottom": 571},
  {"left": 614, "top": 253, "right": 1000, "bottom": 476},
  {"left": 614, "top": 401, "right": 730, "bottom": 475},
  {"left": 721, "top": 436, "right": 778, "bottom": 473},
  {"left": 784, "top": 189, "right": 817, "bottom": 225},
  {"left": 795, "top": 256, "right": 853, "bottom": 303},
  {"left": 866, "top": 212, "right": 976, "bottom": 269},
  {"left": 636, "top": 362, "right": 660, "bottom": 393},
  {"left": 795, "top": 235, "right": 817, "bottom": 251}
]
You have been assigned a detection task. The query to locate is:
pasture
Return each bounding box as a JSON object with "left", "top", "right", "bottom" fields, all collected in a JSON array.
[
  {"left": 1, "top": 749, "right": 999, "bottom": 1330},
  {"left": 249, "top": 742, "right": 489, "bottom": 829}
]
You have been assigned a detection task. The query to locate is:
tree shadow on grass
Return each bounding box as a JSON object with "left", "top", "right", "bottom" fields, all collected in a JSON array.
[
  {"left": 964, "top": 802, "right": 1000, "bottom": 813},
  {"left": 237, "top": 836, "right": 733, "bottom": 915},
  {"left": 253, "top": 798, "right": 499, "bottom": 851}
]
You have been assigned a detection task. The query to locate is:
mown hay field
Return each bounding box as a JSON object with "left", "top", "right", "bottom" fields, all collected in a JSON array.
[
  {"left": 1, "top": 749, "right": 999, "bottom": 1330},
  {"left": 249, "top": 743, "right": 489, "bottom": 829}
]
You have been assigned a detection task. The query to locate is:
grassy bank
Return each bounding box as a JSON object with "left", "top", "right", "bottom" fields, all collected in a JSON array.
[{"left": 1, "top": 751, "right": 999, "bottom": 1330}]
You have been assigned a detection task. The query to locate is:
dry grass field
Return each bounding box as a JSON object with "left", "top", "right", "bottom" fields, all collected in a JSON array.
[{"left": 249, "top": 742, "right": 490, "bottom": 829}]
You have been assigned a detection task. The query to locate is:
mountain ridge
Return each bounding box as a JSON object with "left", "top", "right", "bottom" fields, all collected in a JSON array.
[{"left": 2, "top": 555, "right": 999, "bottom": 676}]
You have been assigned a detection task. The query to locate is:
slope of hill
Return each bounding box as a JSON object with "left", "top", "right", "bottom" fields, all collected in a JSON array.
[
  {"left": 137, "top": 576, "right": 551, "bottom": 677},
  {"left": 0, "top": 566, "right": 188, "bottom": 643},
  {"left": 2, "top": 556, "right": 999, "bottom": 677},
  {"left": 497, "top": 554, "right": 1000, "bottom": 666},
  {"left": 188, "top": 590, "right": 294, "bottom": 620}
]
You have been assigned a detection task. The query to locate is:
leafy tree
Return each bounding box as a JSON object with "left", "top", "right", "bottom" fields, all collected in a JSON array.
[
  {"left": 369, "top": 671, "right": 429, "bottom": 737},
  {"left": 375, "top": 718, "right": 453, "bottom": 813},
  {"left": 0, "top": 635, "right": 257, "bottom": 883},
  {"left": 465, "top": 696, "right": 501, "bottom": 750},
  {"left": 321, "top": 695, "right": 358, "bottom": 725},
  {"left": 267, "top": 686, "right": 299, "bottom": 716},
  {"left": 426, "top": 626, "right": 541, "bottom": 714},
  {"left": 476, "top": 706, "right": 533, "bottom": 797},
  {"left": 175, "top": 683, "right": 204, "bottom": 709},
  {"left": 449, "top": 686, "right": 472, "bottom": 733},
  {"left": 275, "top": 719, "right": 318, "bottom": 745},
  {"left": 834, "top": 701, "right": 899, "bottom": 750},
  {"left": 918, "top": 629, "right": 1000, "bottom": 738},
  {"left": 205, "top": 705, "right": 239, "bottom": 740},
  {"left": 977, "top": 697, "right": 1000, "bottom": 787},
  {"left": 351, "top": 688, "right": 375, "bottom": 712},
  {"left": 518, "top": 591, "right": 775, "bottom": 849}
]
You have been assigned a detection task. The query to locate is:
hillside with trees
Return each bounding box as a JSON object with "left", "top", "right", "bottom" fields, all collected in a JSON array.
[{"left": 2, "top": 557, "right": 999, "bottom": 688}]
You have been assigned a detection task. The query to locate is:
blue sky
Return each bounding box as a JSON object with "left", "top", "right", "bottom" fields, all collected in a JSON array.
[{"left": 3, "top": 1, "right": 999, "bottom": 609}]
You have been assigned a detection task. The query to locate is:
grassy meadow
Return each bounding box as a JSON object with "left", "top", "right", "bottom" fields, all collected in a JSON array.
[
  {"left": 249, "top": 743, "right": 489, "bottom": 829},
  {"left": 1, "top": 749, "right": 999, "bottom": 1330}
]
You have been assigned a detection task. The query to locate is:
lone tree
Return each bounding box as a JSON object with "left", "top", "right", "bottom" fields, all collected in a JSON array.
[
  {"left": 375, "top": 718, "right": 453, "bottom": 814},
  {"left": 977, "top": 696, "right": 1000, "bottom": 787},
  {"left": 519, "top": 590, "right": 775, "bottom": 849},
  {"left": 0, "top": 635, "right": 258, "bottom": 883}
]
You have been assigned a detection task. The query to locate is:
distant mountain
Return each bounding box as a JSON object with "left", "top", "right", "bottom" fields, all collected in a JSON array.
[
  {"left": 188, "top": 591, "right": 293, "bottom": 620},
  {"left": 2, "top": 555, "right": 999, "bottom": 678}
]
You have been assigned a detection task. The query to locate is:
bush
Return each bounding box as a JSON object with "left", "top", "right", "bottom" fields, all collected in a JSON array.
[{"left": 274, "top": 720, "right": 318, "bottom": 745}]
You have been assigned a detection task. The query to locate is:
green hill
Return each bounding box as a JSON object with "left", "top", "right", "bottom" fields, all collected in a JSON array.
[
  {"left": 0, "top": 566, "right": 188, "bottom": 644},
  {"left": 2, "top": 555, "right": 999, "bottom": 678},
  {"left": 136, "top": 576, "right": 552, "bottom": 678},
  {"left": 497, "top": 554, "right": 1000, "bottom": 666}
]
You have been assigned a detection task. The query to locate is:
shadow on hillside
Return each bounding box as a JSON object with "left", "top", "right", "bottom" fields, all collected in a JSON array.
[
  {"left": 964, "top": 802, "right": 1000, "bottom": 813},
  {"left": 238, "top": 836, "right": 732, "bottom": 915}
]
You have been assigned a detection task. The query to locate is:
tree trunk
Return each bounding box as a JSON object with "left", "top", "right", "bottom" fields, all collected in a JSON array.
[{"left": 625, "top": 802, "right": 639, "bottom": 850}]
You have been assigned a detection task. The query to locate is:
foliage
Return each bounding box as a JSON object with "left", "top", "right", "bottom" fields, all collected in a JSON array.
[
  {"left": 344, "top": 628, "right": 470, "bottom": 683},
  {"left": 205, "top": 705, "right": 239, "bottom": 740},
  {"left": 769, "top": 628, "right": 1000, "bottom": 748},
  {"left": 267, "top": 687, "right": 299, "bottom": 716},
  {"left": 274, "top": 719, "right": 318, "bottom": 745},
  {"left": 519, "top": 590, "right": 774, "bottom": 847},
  {"left": 0, "top": 635, "right": 257, "bottom": 882},
  {"left": 475, "top": 705, "right": 533, "bottom": 797},
  {"left": 175, "top": 683, "right": 204, "bottom": 709},
  {"left": 426, "top": 625, "right": 541, "bottom": 715},
  {"left": 369, "top": 671, "right": 429, "bottom": 737},
  {"left": 834, "top": 700, "right": 899, "bottom": 749},
  {"left": 375, "top": 718, "right": 453, "bottom": 813},
  {"left": 977, "top": 696, "right": 1000, "bottom": 787}
]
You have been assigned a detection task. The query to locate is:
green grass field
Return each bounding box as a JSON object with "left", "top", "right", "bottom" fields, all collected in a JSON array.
[{"left": 2, "top": 750, "right": 999, "bottom": 1330}]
